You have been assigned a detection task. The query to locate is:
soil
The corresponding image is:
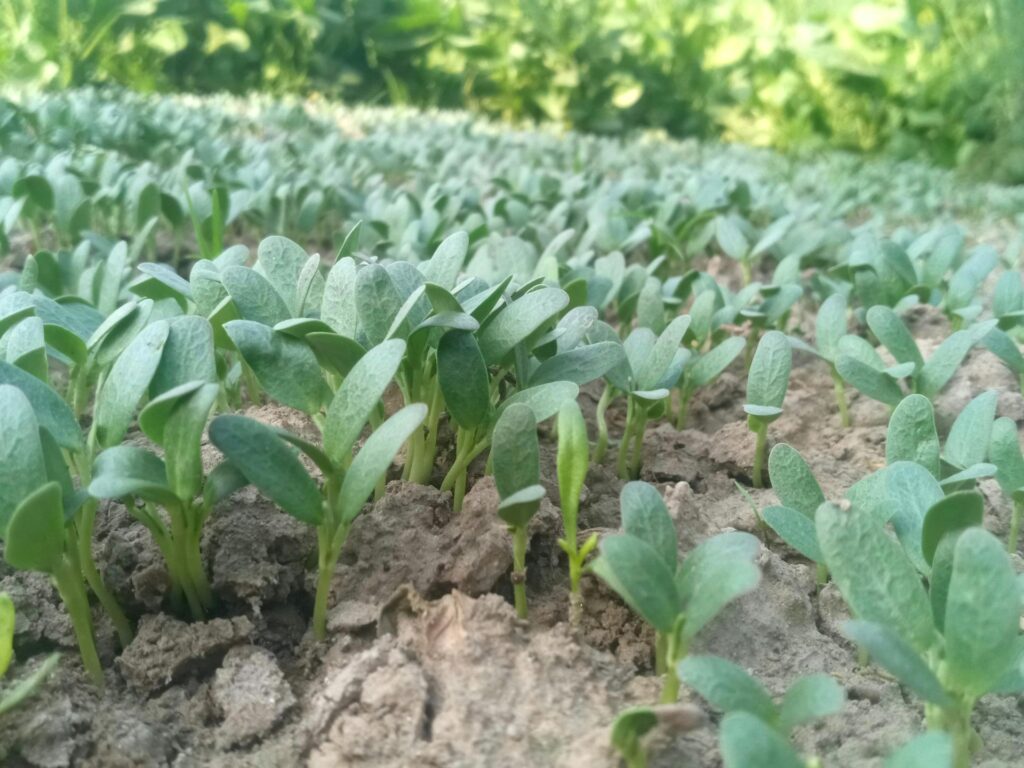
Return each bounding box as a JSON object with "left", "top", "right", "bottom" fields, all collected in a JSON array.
[{"left": 1, "top": 306, "right": 1022, "bottom": 767}]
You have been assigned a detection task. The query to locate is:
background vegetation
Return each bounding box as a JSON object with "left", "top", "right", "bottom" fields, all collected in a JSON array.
[{"left": 1, "top": 0, "right": 1023, "bottom": 182}]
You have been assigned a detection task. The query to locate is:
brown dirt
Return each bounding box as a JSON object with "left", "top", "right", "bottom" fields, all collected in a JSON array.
[{"left": 1, "top": 327, "right": 1022, "bottom": 767}]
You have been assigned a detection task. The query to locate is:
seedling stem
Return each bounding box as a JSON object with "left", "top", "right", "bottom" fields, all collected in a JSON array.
[{"left": 511, "top": 525, "right": 528, "bottom": 619}]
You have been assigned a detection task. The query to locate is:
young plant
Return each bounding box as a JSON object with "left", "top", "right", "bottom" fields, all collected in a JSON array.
[
  {"left": 885, "top": 732, "right": 955, "bottom": 768},
  {"left": 0, "top": 385, "right": 103, "bottom": 686},
  {"left": 989, "top": 416, "right": 1024, "bottom": 551},
  {"left": 678, "top": 655, "right": 844, "bottom": 768},
  {"left": 817, "top": 495, "right": 1023, "bottom": 768},
  {"left": 763, "top": 443, "right": 827, "bottom": 583},
  {"left": 744, "top": 330, "right": 792, "bottom": 488},
  {"left": 491, "top": 403, "right": 546, "bottom": 620},
  {"left": 590, "top": 481, "right": 761, "bottom": 702},
  {"left": 673, "top": 334, "right": 745, "bottom": 430},
  {"left": 555, "top": 401, "right": 598, "bottom": 626},
  {"left": 0, "top": 592, "right": 59, "bottom": 715},
  {"left": 209, "top": 340, "right": 426, "bottom": 640},
  {"left": 609, "top": 703, "right": 705, "bottom": 768},
  {"left": 812, "top": 293, "right": 852, "bottom": 426}
]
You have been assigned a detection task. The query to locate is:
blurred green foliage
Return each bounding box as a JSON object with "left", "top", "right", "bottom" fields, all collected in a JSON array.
[{"left": 2, "top": 1, "right": 1023, "bottom": 181}]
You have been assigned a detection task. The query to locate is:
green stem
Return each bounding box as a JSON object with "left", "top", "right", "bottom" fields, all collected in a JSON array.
[
  {"left": 53, "top": 554, "right": 104, "bottom": 687},
  {"left": 617, "top": 396, "right": 636, "bottom": 479},
  {"left": 752, "top": 419, "right": 768, "bottom": 489},
  {"left": 815, "top": 562, "right": 829, "bottom": 587},
  {"left": 1009, "top": 498, "right": 1022, "bottom": 553},
  {"left": 594, "top": 384, "right": 612, "bottom": 463},
  {"left": 831, "top": 366, "right": 851, "bottom": 428},
  {"left": 170, "top": 512, "right": 205, "bottom": 621},
  {"left": 654, "top": 631, "right": 667, "bottom": 675},
  {"left": 568, "top": 555, "right": 584, "bottom": 627},
  {"left": 675, "top": 390, "right": 692, "bottom": 430},
  {"left": 454, "top": 470, "right": 467, "bottom": 515},
  {"left": 740, "top": 255, "right": 753, "bottom": 286},
  {"left": 76, "top": 501, "right": 133, "bottom": 647},
  {"left": 312, "top": 523, "right": 348, "bottom": 641},
  {"left": 628, "top": 410, "right": 648, "bottom": 479},
  {"left": 512, "top": 525, "right": 528, "bottom": 620}
]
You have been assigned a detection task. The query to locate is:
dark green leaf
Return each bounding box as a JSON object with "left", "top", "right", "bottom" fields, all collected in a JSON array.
[
  {"left": 3, "top": 482, "right": 64, "bottom": 573},
  {"left": 591, "top": 533, "right": 681, "bottom": 634},
  {"left": 0, "top": 384, "right": 46, "bottom": 532},
  {"left": 620, "top": 481, "right": 677, "bottom": 573},
  {"left": 719, "top": 711, "right": 803, "bottom": 768},
  {"left": 886, "top": 395, "right": 940, "bottom": 478},
  {"left": 841, "top": 620, "right": 949, "bottom": 706},
  {"left": 226, "top": 320, "right": 327, "bottom": 414},
  {"left": 676, "top": 655, "right": 777, "bottom": 722},
  {"left": 768, "top": 444, "right": 824, "bottom": 518}
]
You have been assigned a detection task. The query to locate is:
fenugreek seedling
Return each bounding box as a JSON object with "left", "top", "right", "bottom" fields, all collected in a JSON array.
[
  {"left": 836, "top": 306, "right": 995, "bottom": 409},
  {"left": 817, "top": 496, "right": 1023, "bottom": 768},
  {"left": 989, "top": 416, "right": 1024, "bottom": 551},
  {"left": 942, "top": 247, "right": 998, "bottom": 329},
  {"left": 591, "top": 482, "right": 761, "bottom": 702},
  {"left": 210, "top": 340, "right": 426, "bottom": 640},
  {"left": 0, "top": 593, "right": 59, "bottom": 715},
  {"left": 555, "top": 401, "right": 598, "bottom": 626},
  {"left": 673, "top": 335, "right": 745, "bottom": 430},
  {"left": 678, "top": 655, "right": 844, "bottom": 768},
  {"left": 491, "top": 403, "right": 546, "bottom": 620},
  {"left": 811, "top": 293, "right": 852, "bottom": 426},
  {"left": 0, "top": 385, "right": 103, "bottom": 685},
  {"left": 763, "top": 444, "right": 827, "bottom": 583},
  {"left": 744, "top": 331, "right": 792, "bottom": 488}
]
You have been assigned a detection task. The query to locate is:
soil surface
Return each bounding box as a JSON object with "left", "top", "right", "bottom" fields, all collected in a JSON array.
[{"left": 1, "top": 307, "right": 1022, "bottom": 767}]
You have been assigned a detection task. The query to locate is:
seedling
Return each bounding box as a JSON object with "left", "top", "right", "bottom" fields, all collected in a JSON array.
[
  {"left": 763, "top": 443, "right": 827, "bottom": 583},
  {"left": 555, "top": 401, "right": 598, "bottom": 625},
  {"left": 989, "top": 416, "right": 1024, "bottom": 551},
  {"left": 836, "top": 306, "right": 996, "bottom": 409},
  {"left": 0, "top": 385, "right": 103, "bottom": 685},
  {"left": 885, "top": 732, "right": 954, "bottom": 768},
  {"left": 673, "top": 334, "right": 745, "bottom": 429},
  {"left": 678, "top": 655, "right": 844, "bottom": 767},
  {"left": 210, "top": 339, "right": 427, "bottom": 640},
  {"left": 491, "top": 403, "right": 546, "bottom": 619},
  {"left": 591, "top": 481, "right": 761, "bottom": 701},
  {"left": 609, "top": 703, "right": 704, "bottom": 768},
  {"left": 744, "top": 330, "right": 792, "bottom": 488},
  {"left": 808, "top": 293, "right": 852, "bottom": 426},
  {"left": 817, "top": 496, "right": 1023, "bottom": 768},
  {"left": 942, "top": 247, "right": 998, "bottom": 329},
  {"left": 0, "top": 593, "right": 59, "bottom": 715}
]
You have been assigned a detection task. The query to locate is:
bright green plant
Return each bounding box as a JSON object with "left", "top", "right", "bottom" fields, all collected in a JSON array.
[
  {"left": 678, "top": 655, "right": 844, "bottom": 768},
  {"left": 744, "top": 330, "right": 792, "bottom": 488},
  {"left": 0, "top": 385, "right": 103, "bottom": 686},
  {"left": 591, "top": 481, "right": 761, "bottom": 702},
  {"left": 555, "top": 401, "right": 598, "bottom": 626},
  {"left": 491, "top": 403, "right": 546, "bottom": 620},
  {"left": 0, "top": 592, "right": 59, "bottom": 715},
  {"left": 209, "top": 339, "right": 427, "bottom": 640},
  {"left": 817, "top": 496, "right": 1023, "bottom": 768}
]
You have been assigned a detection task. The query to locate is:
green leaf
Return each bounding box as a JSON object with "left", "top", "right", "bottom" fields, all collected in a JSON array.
[
  {"left": 715, "top": 215, "right": 749, "bottom": 261},
  {"left": 88, "top": 445, "right": 179, "bottom": 508},
  {"left": 420, "top": 231, "right": 468, "bottom": 290},
  {"left": 0, "top": 651, "right": 59, "bottom": 716},
  {"left": 917, "top": 324, "right": 994, "bottom": 399},
  {"left": 321, "top": 257, "right": 359, "bottom": 337},
  {"left": 438, "top": 330, "right": 491, "bottom": 430},
  {"left": 0, "top": 384, "right": 46, "bottom": 532},
  {"left": 305, "top": 332, "right": 365, "bottom": 377},
  {"left": 687, "top": 336, "right": 745, "bottom": 389},
  {"left": 867, "top": 306, "right": 924, "bottom": 370},
  {"left": 208, "top": 416, "right": 322, "bottom": 525},
  {"left": 884, "top": 732, "right": 954, "bottom": 768},
  {"left": 556, "top": 401, "right": 588, "bottom": 545},
  {"left": 836, "top": 353, "right": 905, "bottom": 407},
  {"left": 841, "top": 621, "right": 950, "bottom": 706},
  {"left": 337, "top": 403, "right": 427, "bottom": 525},
  {"left": 221, "top": 265, "right": 292, "bottom": 326},
  {"left": 499, "top": 380, "right": 579, "bottom": 423},
  {"left": 478, "top": 286, "right": 568, "bottom": 364},
  {"left": 636, "top": 315, "right": 691, "bottom": 390},
  {"left": 886, "top": 395, "right": 940, "bottom": 478},
  {"left": 324, "top": 338, "right": 405, "bottom": 465},
  {"left": 990, "top": 417, "right": 1024, "bottom": 498},
  {"left": 609, "top": 707, "right": 659, "bottom": 765},
  {"left": 591, "top": 533, "right": 681, "bottom": 634},
  {"left": 203, "top": 461, "right": 248, "bottom": 510},
  {"left": 920, "top": 491, "right": 984, "bottom": 566},
  {"left": 982, "top": 328, "right": 1024, "bottom": 374},
  {"left": 719, "top": 711, "right": 804, "bottom": 768},
  {"left": 767, "top": 444, "right": 824, "bottom": 518},
  {"left": 763, "top": 506, "right": 822, "bottom": 563},
  {"left": 256, "top": 236, "right": 323, "bottom": 316},
  {"left": 816, "top": 502, "right": 936, "bottom": 654},
  {"left": 497, "top": 484, "right": 546, "bottom": 527},
  {"left": 4, "top": 316, "right": 47, "bottom": 381},
  {"left": 943, "top": 390, "right": 997, "bottom": 471},
  {"left": 944, "top": 528, "right": 1020, "bottom": 697},
  {"left": 295, "top": 253, "right": 325, "bottom": 316},
  {"left": 530, "top": 341, "right": 625, "bottom": 387},
  {"left": 676, "top": 655, "right": 777, "bottom": 722},
  {"left": 151, "top": 315, "right": 216, "bottom": 395},
  {"left": 745, "top": 331, "right": 791, "bottom": 410},
  {"left": 777, "top": 674, "right": 844, "bottom": 732},
  {"left": 94, "top": 320, "right": 170, "bottom": 448},
  {"left": 885, "top": 462, "right": 945, "bottom": 573},
  {"left": 355, "top": 264, "right": 403, "bottom": 347},
  {"left": 0, "top": 361, "right": 82, "bottom": 451},
  {"left": 619, "top": 481, "right": 677, "bottom": 573},
  {"left": 815, "top": 294, "right": 847, "bottom": 362},
  {"left": 140, "top": 382, "right": 219, "bottom": 501},
  {"left": 676, "top": 532, "right": 761, "bottom": 640},
  {"left": 492, "top": 403, "right": 540, "bottom": 501},
  {"left": 3, "top": 482, "right": 64, "bottom": 573},
  {"left": 226, "top": 320, "right": 326, "bottom": 414}
]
